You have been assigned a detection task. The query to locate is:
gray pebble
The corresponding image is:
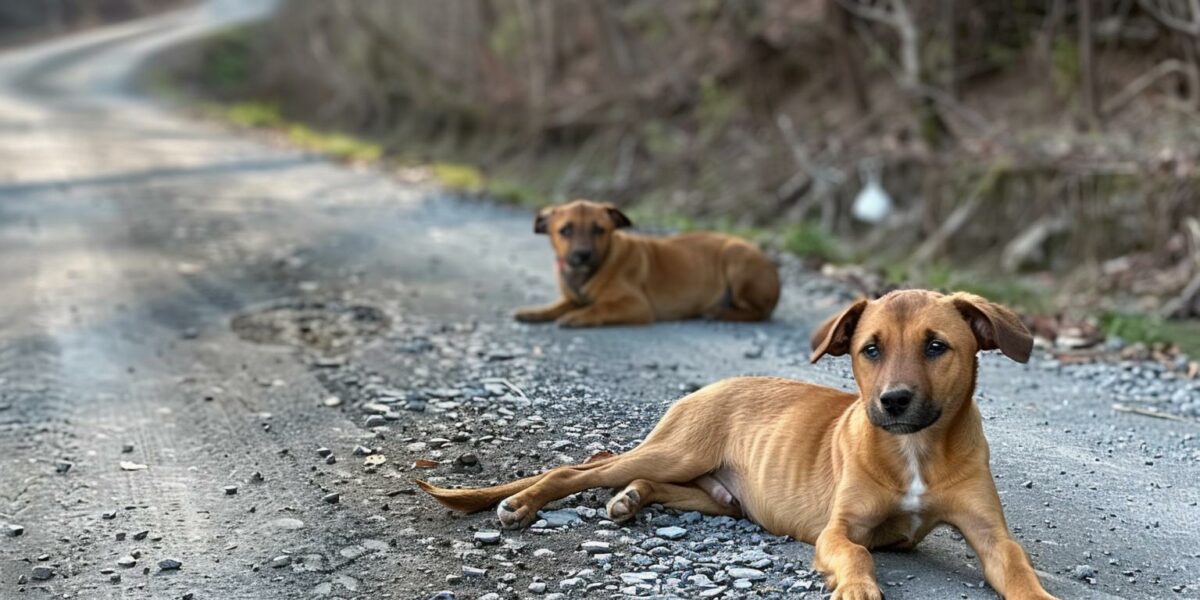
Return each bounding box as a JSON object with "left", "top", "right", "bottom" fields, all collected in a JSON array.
[{"left": 474, "top": 530, "right": 501, "bottom": 545}]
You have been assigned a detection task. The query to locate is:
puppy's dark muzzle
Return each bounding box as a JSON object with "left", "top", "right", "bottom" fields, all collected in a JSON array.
[
  {"left": 868, "top": 391, "right": 942, "bottom": 434},
  {"left": 567, "top": 250, "right": 594, "bottom": 268}
]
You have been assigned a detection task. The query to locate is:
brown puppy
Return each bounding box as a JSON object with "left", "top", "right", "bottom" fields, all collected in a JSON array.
[
  {"left": 513, "top": 199, "right": 780, "bottom": 327},
  {"left": 419, "top": 290, "right": 1057, "bottom": 600}
]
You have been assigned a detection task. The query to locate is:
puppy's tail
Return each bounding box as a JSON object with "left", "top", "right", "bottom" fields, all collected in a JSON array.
[
  {"left": 415, "top": 450, "right": 620, "bottom": 513},
  {"left": 415, "top": 474, "right": 545, "bottom": 513}
]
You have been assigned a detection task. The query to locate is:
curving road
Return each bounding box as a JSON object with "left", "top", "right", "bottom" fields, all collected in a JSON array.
[{"left": 0, "top": 3, "right": 1196, "bottom": 599}]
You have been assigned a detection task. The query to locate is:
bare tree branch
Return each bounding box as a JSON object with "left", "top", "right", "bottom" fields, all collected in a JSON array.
[{"left": 1138, "top": 0, "right": 1200, "bottom": 36}]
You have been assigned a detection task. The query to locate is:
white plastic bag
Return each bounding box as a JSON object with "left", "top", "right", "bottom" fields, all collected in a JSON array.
[{"left": 852, "top": 159, "right": 892, "bottom": 224}]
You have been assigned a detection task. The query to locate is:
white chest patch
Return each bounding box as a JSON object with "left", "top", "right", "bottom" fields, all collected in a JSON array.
[{"left": 899, "top": 442, "right": 926, "bottom": 536}]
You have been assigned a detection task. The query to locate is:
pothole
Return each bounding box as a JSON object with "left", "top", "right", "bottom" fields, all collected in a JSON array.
[{"left": 231, "top": 300, "right": 390, "bottom": 353}]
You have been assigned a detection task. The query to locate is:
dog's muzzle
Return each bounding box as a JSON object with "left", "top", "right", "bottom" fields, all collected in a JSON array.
[{"left": 867, "top": 391, "right": 942, "bottom": 434}]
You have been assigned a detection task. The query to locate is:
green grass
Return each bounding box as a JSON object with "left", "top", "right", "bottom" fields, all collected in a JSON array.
[
  {"left": 781, "top": 221, "right": 846, "bottom": 263},
  {"left": 284, "top": 125, "right": 382, "bottom": 162},
  {"left": 902, "top": 262, "right": 1050, "bottom": 314},
  {"left": 429, "top": 163, "right": 486, "bottom": 192},
  {"left": 1102, "top": 312, "right": 1200, "bottom": 356},
  {"left": 223, "top": 101, "right": 283, "bottom": 128}
]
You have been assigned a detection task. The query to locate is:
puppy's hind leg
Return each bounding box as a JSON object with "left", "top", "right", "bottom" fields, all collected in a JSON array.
[
  {"left": 607, "top": 479, "right": 742, "bottom": 523},
  {"left": 709, "top": 243, "right": 780, "bottom": 322},
  {"left": 500, "top": 446, "right": 714, "bottom": 529}
]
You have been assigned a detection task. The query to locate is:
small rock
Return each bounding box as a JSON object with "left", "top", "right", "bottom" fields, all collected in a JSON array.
[
  {"left": 271, "top": 555, "right": 292, "bottom": 568},
  {"left": 1073, "top": 564, "right": 1097, "bottom": 580},
  {"left": 364, "top": 415, "right": 387, "bottom": 428},
  {"left": 31, "top": 566, "right": 54, "bottom": 581},
  {"left": 4, "top": 523, "right": 24, "bottom": 537},
  {"left": 581, "top": 541, "right": 610, "bottom": 554},
  {"left": 224, "top": 486, "right": 238, "bottom": 495},
  {"left": 528, "top": 581, "right": 547, "bottom": 593},
  {"left": 322, "top": 492, "right": 341, "bottom": 504},
  {"left": 427, "top": 592, "right": 454, "bottom": 600},
  {"left": 158, "top": 558, "right": 183, "bottom": 571},
  {"left": 726, "top": 567, "right": 766, "bottom": 581},
  {"left": 353, "top": 445, "right": 373, "bottom": 456},
  {"left": 474, "top": 530, "right": 501, "bottom": 545},
  {"left": 117, "top": 556, "right": 137, "bottom": 568},
  {"left": 655, "top": 525, "right": 687, "bottom": 540},
  {"left": 538, "top": 508, "right": 582, "bottom": 528},
  {"left": 462, "top": 566, "right": 487, "bottom": 578},
  {"left": 316, "top": 447, "right": 333, "bottom": 458}
]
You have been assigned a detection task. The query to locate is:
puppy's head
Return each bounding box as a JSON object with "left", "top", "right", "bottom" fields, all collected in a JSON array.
[
  {"left": 810, "top": 290, "right": 1032, "bottom": 435},
  {"left": 533, "top": 199, "right": 632, "bottom": 273}
]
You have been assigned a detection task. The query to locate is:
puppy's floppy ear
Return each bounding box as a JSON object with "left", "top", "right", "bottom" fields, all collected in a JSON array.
[
  {"left": 533, "top": 207, "right": 554, "bottom": 234},
  {"left": 950, "top": 293, "right": 1033, "bottom": 363},
  {"left": 605, "top": 204, "right": 633, "bottom": 229},
  {"left": 810, "top": 298, "right": 868, "bottom": 363}
]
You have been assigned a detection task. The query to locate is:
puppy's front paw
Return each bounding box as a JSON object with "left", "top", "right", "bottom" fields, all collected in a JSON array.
[
  {"left": 832, "top": 581, "right": 884, "bottom": 600},
  {"left": 555, "top": 313, "right": 592, "bottom": 328},
  {"left": 513, "top": 308, "right": 550, "bottom": 323},
  {"left": 496, "top": 496, "right": 534, "bottom": 529}
]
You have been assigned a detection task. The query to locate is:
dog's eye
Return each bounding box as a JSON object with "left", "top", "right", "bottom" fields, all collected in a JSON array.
[
  {"left": 861, "top": 344, "right": 881, "bottom": 360},
  {"left": 925, "top": 340, "right": 949, "bottom": 357},
  {"left": 558, "top": 225, "right": 573, "bottom": 237},
  {"left": 592, "top": 225, "right": 605, "bottom": 236}
]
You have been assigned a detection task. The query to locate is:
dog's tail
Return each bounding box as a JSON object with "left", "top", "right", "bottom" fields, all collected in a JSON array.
[
  {"left": 416, "top": 450, "right": 619, "bottom": 513},
  {"left": 415, "top": 474, "right": 545, "bottom": 513}
]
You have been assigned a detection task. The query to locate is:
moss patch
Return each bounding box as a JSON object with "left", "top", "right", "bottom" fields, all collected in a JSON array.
[{"left": 1102, "top": 312, "right": 1200, "bottom": 357}]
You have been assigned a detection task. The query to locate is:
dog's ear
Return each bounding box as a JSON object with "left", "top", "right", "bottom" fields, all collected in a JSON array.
[
  {"left": 950, "top": 293, "right": 1033, "bottom": 363},
  {"left": 533, "top": 207, "right": 554, "bottom": 234},
  {"left": 810, "top": 299, "right": 868, "bottom": 363},
  {"left": 605, "top": 204, "right": 633, "bottom": 229}
]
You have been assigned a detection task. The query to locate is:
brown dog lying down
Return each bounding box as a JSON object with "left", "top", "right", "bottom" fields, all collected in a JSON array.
[
  {"left": 513, "top": 199, "right": 780, "bottom": 327},
  {"left": 421, "top": 290, "right": 1057, "bottom": 600}
]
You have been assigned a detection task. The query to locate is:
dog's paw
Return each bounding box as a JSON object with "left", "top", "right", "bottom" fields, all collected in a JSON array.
[
  {"left": 605, "top": 487, "right": 641, "bottom": 523},
  {"left": 555, "top": 313, "right": 589, "bottom": 328},
  {"left": 832, "top": 581, "right": 884, "bottom": 600},
  {"left": 496, "top": 497, "right": 534, "bottom": 529},
  {"left": 513, "top": 309, "right": 547, "bottom": 323}
]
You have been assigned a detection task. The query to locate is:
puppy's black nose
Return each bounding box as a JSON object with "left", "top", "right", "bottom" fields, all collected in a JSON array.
[
  {"left": 880, "top": 389, "right": 913, "bottom": 417},
  {"left": 567, "top": 250, "right": 593, "bottom": 267}
]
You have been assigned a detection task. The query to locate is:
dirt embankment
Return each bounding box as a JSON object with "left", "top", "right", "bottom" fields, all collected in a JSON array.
[{"left": 154, "top": 0, "right": 1200, "bottom": 353}]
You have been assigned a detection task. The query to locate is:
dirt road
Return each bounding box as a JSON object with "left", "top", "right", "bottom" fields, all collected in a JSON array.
[{"left": 0, "top": 3, "right": 1196, "bottom": 599}]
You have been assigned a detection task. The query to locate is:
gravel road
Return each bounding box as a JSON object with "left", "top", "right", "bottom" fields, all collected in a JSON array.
[{"left": 0, "top": 3, "right": 1197, "bottom": 599}]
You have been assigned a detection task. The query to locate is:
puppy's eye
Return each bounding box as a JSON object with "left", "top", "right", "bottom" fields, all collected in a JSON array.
[
  {"left": 592, "top": 224, "right": 605, "bottom": 236},
  {"left": 861, "top": 344, "right": 881, "bottom": 360},
  {"left": 925, "top": 340, "right": 949, "bottom": 358},
  {"left": 558, "top": 225, "right": 573, "bottom": 237}
]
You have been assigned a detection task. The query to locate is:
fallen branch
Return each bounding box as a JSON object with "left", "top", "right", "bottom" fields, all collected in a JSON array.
[
  {"left": 1102, "top": 59, "right": 1188, "bottom": 116},
  {"left": 1112, "top": 403, "right": 1197, "bottom": 422},
  {"left": 912, "top": 161, "right": 1007, "bottom": 265},
  {"left": 479, "top": 377, "right": 528, "bottom": 400}
]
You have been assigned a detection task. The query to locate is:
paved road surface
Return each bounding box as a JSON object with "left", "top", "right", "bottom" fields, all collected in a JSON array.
[{"left": 0, "top": 3, "right": 1196, "bottom": 599}]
